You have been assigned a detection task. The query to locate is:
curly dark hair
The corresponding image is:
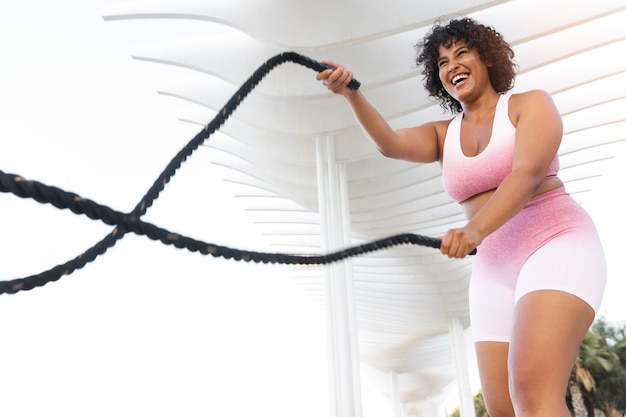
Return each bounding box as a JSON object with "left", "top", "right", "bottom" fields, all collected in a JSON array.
[{"left": 415, "top": 17, "right": 517, "bottom": 113}]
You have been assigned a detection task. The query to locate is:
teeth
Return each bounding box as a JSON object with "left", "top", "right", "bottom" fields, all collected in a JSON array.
[{"left": 452, "top": 74, "right": 468, "bottom": 85}]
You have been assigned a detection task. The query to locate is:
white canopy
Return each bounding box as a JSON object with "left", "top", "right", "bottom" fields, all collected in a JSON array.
[{"left": 101, "top": 1, "right": 626, "bottom": 415}]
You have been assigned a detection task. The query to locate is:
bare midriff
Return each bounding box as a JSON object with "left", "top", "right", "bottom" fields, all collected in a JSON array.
[{"left": 462, "top": 177, "right": 564, "bottom": 219}]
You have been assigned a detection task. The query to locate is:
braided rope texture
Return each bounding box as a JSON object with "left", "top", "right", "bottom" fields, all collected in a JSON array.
[{"left": 0, "top": 52, "right": 464, "bottom": 295}]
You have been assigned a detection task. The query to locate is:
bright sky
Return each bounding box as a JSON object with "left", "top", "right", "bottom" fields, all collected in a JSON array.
[{"left": 1, "top": 1, "right": 624, "bottom": 417}]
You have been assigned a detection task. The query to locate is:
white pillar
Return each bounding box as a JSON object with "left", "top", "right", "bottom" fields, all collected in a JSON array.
[
  {"left": 316, "top": 135, "right": 362, "bottom": 417},
  {"left": 390, "top": 369, "right": 405, "bottom": 417},
  {"left": 449, "top": 319, "right": 476, "bottom": 417}
]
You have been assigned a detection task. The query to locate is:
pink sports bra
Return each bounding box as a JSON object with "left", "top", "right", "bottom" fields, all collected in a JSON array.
[{"left": 442, "top": 94, "right": 559, "bottom": 203}]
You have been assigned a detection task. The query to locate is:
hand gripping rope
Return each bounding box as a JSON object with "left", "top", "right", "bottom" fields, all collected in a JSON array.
[{"left": 0, "top": 52, "right": 474, "bottom": 296}]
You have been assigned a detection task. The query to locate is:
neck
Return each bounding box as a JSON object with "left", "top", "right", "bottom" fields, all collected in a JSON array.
[{"left": 460, "top": 89, "right": 500, "bottom": 118}]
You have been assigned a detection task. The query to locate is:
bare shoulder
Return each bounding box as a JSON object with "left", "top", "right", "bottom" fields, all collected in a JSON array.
[
  {"left": 432, "top": 117, "right": 456, "bottom": 130},
  {"left": 395, "top": 117, "right": 455, "bottom": 163},
  {"left": 508, "top": 90, "right": 559, "bottom": 124},
  {"left": 509, "top": 90, "right": 554, "bottom": 113},
  {"left": 436, "top": 117, "right": 457, "bottom": 137},
  {"left": 425, "top": 117, "right": 457, "bottom": 161},
  {"left": 404, "top": 117, "right": 453, "bottom": 131}
]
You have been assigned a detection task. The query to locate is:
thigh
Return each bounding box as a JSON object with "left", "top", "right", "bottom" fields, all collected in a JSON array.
[
  {"left": 514, "top": 229, "right": 606, "bottom": 311},
  {"left": 509, "top": 290, "right": 595, "bottom": 402},
  {"left": 508, "top": 221, "right": 606, "bottom": 393},
  {"left": 469, "top": 273, "right": 516, "bottom": 342}
]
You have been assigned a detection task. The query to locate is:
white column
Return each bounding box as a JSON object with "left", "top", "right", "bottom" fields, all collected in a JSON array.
[
  {"left": 449, "top": 319, "right": 476, "bottom": 417},
  {"left": 389, "top": 369, "right": 405, "bottom": 417},
  {"left": 316, "top": 135, "right": 362, "bottom": 417}
]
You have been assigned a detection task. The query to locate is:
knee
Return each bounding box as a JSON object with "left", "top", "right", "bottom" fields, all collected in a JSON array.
[
  {"left": 508, "top": 366, "right": 535, "bottom": 412},
  {"left": 508, "top": 361, "right": 556, "bottom": 414}
]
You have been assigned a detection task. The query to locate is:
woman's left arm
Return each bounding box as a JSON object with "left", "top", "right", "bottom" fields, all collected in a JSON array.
[{"left": 441, "top": 90, "right": 563, "bottom": 257}]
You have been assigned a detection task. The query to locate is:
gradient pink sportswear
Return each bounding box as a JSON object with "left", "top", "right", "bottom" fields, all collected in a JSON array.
[
  {"left": 469, "top": 188, "right": 606, "bottom": 342},
  {"left": 442, "top": 94, "right": 606, "bottom": 342}
]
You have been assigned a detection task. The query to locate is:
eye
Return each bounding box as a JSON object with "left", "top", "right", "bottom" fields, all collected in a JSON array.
[{"left": 438, "top": 59, "right": 448, "bottom": 68}]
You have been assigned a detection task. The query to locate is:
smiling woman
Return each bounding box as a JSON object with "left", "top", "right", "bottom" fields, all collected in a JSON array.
[
  {"left": 316, "top": 16, "right": 608, "bottom": 417},
  {"left": 418, "top": 18, "right": 517, "bottom": 114},
  {"left": 2, "top": 2, "right": 625, "bottom": 417},
  {"left": 436, "top": 44, "right": 494, "bottom": 110}
]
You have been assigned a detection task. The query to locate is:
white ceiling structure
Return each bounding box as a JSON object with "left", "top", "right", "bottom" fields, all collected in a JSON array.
[{"left": 101, "top": 1, "right": 626, "bottom": 415}]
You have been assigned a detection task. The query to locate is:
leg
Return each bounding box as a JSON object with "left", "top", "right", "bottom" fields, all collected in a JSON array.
[
  {"left": 475, "top": 341, "right": 515, "bottom": 417},
  {"left": 508, "top": 290, "right": 595, "bottom": 417},
  {"left": 508, "top": 226, "right": 605, "bottom": 417}
]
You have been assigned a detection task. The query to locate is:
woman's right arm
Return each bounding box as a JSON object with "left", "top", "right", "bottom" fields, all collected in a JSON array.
[{"left": 317, "top": 61, "right": 441, "bottom": 164}]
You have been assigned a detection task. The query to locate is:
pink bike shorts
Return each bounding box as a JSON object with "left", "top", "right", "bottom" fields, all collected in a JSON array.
[{"left": 469, "top": 187, "right": 606, "bottom": 342}]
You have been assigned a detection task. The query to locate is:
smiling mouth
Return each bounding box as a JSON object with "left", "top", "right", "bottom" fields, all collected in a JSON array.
[{"left": 452, "top": 74, "right": 469, "bottom": 85}]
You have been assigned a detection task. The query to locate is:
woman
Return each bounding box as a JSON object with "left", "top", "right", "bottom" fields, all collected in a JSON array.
[{"left": 317, "top": 18, "right": 606, "bottom": 417}]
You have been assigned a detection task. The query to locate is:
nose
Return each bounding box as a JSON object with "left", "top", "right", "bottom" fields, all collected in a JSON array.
[{"left": 448, "top": 60, "right": 459, "bottom": 72}]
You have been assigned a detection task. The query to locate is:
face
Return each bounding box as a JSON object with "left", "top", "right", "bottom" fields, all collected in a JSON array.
[{"left": 437, "top": 39, "right": 490, "bottom": 102}]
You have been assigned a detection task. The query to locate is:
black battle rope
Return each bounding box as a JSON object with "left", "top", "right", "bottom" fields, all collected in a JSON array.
[{"left": 0, "top": 52, "right": 473, "bottom": 295}]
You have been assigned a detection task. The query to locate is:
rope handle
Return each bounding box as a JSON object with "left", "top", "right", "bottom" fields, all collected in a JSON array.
[{"left": 292, "top": 54, "right": 362, "bottom": 90}]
